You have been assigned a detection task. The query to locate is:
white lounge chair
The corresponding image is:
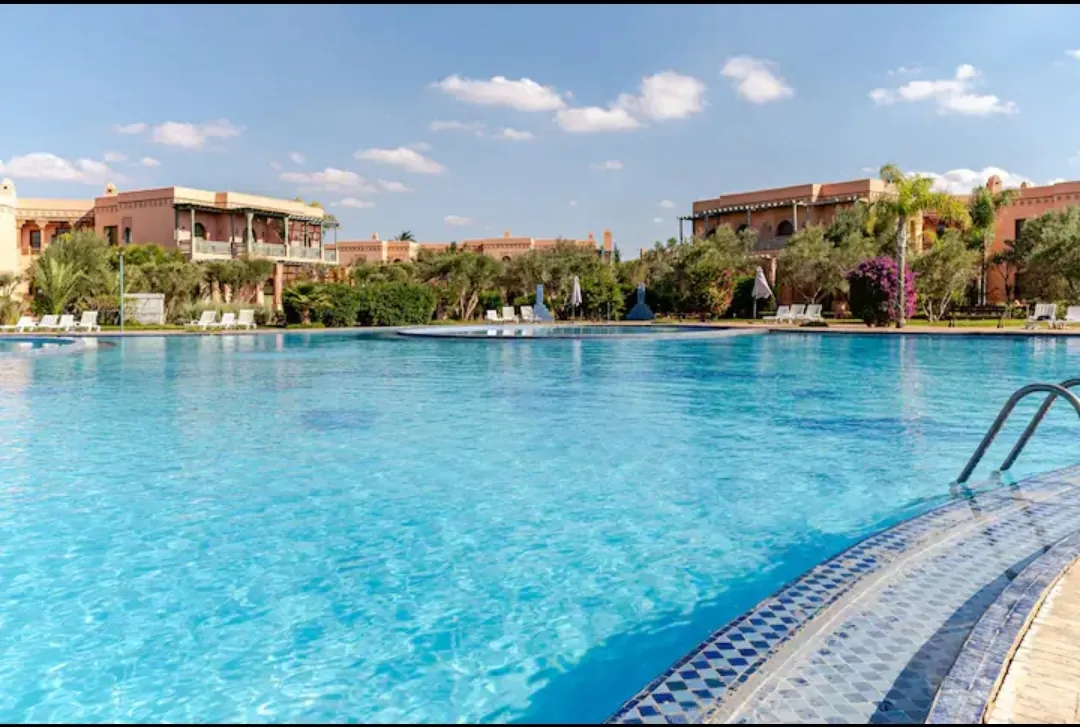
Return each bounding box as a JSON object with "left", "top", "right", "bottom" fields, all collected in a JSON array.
[
  {"left": 520, "top": 305, "right": 535, "bottom": 323},
  {"left": 212, "top": 312, "right": 237, "bottom": 330},
  {"left": 57, "top": 314, "right": 76, "bottom": 332},
  {"left": 501, "top": 305, "right": 518, "bottom": 322},
  {"left": 188, "top": 310, "right": 217, "bottom": 330},
  {"left": 485, "top": 309, "right": 502, "bottom": 323},
  {"left": 763, "top": 305, "right": 790, "bottom": 322},
  {"left": 1025, "top": 303, "right": 1057, "bottom": 330},
  {"left": 37, "top": 314, "right": 60, "bottom": 331},
  {"left": 76, "top": 311, "right": 101, "bottom": 332},
  {"left": 0, "top": 316, "right": 36, "bottom": 333},
  {"left": 785, "top": 304, "right": 807, "bottom": 323},
  {"left": 1060, "top": 306, "right": 1080, "bottom": 329},
  {"left": 236, "top": 309, "right": 257, "bottom": 330},
  {"left": 799, "top": 304, "right": 824, "bottom": 323}
]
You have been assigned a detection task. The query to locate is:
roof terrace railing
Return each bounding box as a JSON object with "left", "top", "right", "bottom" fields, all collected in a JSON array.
[{"left": 957, "top": 381, "right": 1080, "bottom": 484}]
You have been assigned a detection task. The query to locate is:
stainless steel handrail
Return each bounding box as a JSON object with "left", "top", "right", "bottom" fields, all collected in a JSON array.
[
  {"left": 1000, "top": 377, "right": 1080, "bottom": 471},
  {"left": 956, "top": 382, "right": 1080, "bottom": 484}
]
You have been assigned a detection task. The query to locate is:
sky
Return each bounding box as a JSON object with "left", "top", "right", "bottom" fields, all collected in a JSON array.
[{"left": 3, "top": 4, "right": 1080, "bottom": 257}]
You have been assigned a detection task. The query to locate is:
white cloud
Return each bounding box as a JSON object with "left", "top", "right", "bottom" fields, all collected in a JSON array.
[
  {"left": 139, "top": 157, "right": 160, "bottom": 168},
  {"left": 444, "top": 215, "right": 472, "bottom": 227},
  {"left": 887, "top": 66, "right": 922, "bottom": 77},
  {"left": 336, "top": 198, "right": 375, "bottom": 209},
  {"left": 0, "top": 152, "right": 125, "bottom": 184},
  {"left": 429, "top": 120, "right": 486, "bottom": 136},
  {"left": 869, "top": 64, "right": 1016, "bottom": 116},
  {"left": 114, "top": 122, "right": 148, "bottom": 135},
  {"left": 151, "top": 118, "right": 246, "bottom": 149},
  {"left": 653, "top": 217, "right": 664, "bottom": 223},
  {"left": 721, "top": 56, "right": 794, "bottom": 103},
  {"left": 556, "top": 106, "right": 640, "bottom": 133},
  {"left": 1067, "top": 50, "right": 1080, "bottom": 60},
  {"left": 269, "top": 161, "right": 283, "bottom": 171},
  {"left": 378, "top": 179, "right": 411, "bottom": 193},
  {"left": 497, "top": 127, "right": 534, "bottom": 141},
  {"left": 279, "top": 167, "right": 376, "bottom": 192},
  {"left": 659, "top": 199, "right": 676, "bottom": 209},
  {"left": 569, "top": 200, "right": 578, "bottom": 206},
  {"left": 915, "top": 166, "right": 1043, "bottom": 195},
  {"left": 621, "top": 71, "right": 706, "bottom": 120},
  {"left": 432, "top": 75, "right": 565, "bottom": 112},
  {"left": 104, "top": 151, "right": 127, "bottom": 163},
  {"left": 407, "top": 141, "right": 432, "bottom": 151},
  {"left": 289, "top": 152, "right": 305, "bottom": 165},
  {"left": 354, "top": 147, "right": 446, "bottom": 174},
  {"left": 590, "top": 160, "right": 624, "bottom": 171}
]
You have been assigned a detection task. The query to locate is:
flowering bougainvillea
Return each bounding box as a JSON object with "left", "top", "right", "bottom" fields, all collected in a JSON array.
[{"left": 846, "top": 256, "right": 916, "bottom": 326}]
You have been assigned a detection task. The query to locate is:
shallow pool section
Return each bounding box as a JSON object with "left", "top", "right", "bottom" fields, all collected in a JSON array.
[
  {"left": 398, "top": 323, "right": 761, "bottom": 339},
  {"left": 4, "top": 332, "right": 1080, "bottom": 722}
]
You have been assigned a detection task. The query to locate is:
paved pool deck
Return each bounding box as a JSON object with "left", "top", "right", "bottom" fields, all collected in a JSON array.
[{"left": 609, "top": 467, "right": 1080, "bottom": 725}]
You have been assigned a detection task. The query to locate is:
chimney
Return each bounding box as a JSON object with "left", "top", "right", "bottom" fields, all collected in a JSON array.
[
  {"left": 587, "top": 232, "right": 595, "bottom": 243},
  {"left": 987, "top": 175, "right": 1003, "bottom": 194},
  {"left": 602, "top": 229, "right": 613, "bottom": 251},
  {"left": 372, "top": 232, "right": 379, "bottom": 240},
  {"left": 504, "top": 229, "right": 511, "bottom": 238},
  {"left": 104, "top": 182, "right": 119, "bottom": 197}
]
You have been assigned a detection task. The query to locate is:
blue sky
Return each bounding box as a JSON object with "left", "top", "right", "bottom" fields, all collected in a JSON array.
[{"left": 3, "top": 4, "right": 1079, "bottom": 256}]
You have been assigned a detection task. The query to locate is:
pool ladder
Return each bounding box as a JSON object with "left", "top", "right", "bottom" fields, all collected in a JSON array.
[{"left": 957, "top": 378, "right": 1080, "bottom": 484}]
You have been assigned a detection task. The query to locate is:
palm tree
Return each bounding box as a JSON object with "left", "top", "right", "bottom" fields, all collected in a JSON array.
[
  {"left": 393, "top": 230, "right": 416, "bottom": 242},
  {"left": 33, "top": 258, "right": 84, "bottom": 315},
  {"left": 875, "top": 164, "right": 969, "bottom": 328},
  {"left": 967, "top": 184, "right": 1016, "bottom": 305}
]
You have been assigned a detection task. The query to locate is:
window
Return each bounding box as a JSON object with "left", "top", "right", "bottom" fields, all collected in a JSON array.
[
  {"left": 777, "top": 220, "right": 795, "bottom": 236},
  {"left": 502, "top": 256, "right": 512, "bottom": 263},
  {"left": 736, "top": 224, "right": 749, "bottom": 234},
  {"left": 1015, "top": 218, "right": 1027, "bottom": 240},
  {"left": 123, "top": 227, "right": 132, "bottom": 245},
  {"left": 104, "top": 226, "right": 118, "bottom": 245},
  {"left": 194, "top": 222, "right": 206, "bottom": 240},
  {"left": 30, "top": 230, "right": 42, "bottom": 252}
]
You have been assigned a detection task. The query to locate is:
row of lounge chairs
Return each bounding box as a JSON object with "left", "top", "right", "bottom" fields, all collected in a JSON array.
[
  {"left": 1025, "top": 303, "right": 1080, "bottom": 330},
  {"left": 763, "top": 304, "right": 824, "bottom": 324},
  {"left": 188, "top": 310, "right": 257, "bottom": 330},
  {"left": 0, "top": 312, "right": 101, "bottom": 333},
  {"left": 486, "top": 306, "right": 536, "bottom": 323}
]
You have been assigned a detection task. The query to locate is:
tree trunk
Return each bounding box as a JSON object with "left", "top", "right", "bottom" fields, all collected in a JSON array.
[{"left": 896, "top": 215, "right": 907, "bottom": 329}]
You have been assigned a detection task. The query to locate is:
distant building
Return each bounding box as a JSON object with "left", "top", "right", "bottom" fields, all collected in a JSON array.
[
  {"left": 330, "top": 229, "right": 615, "bottom": 266},
  {"left": 0, "top": 180, "right": 338, "bottom": 308}
]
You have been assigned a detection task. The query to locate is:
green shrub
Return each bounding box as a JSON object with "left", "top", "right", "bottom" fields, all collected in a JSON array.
[
  {"left": 356, "top": 282, "right": 437, "bottom": 326},
  {"left": 478, "top": 289, "right": 504, "bottom": 314},
  {"left": 315, "top": 283, "right": 362, "bottom": 327}
]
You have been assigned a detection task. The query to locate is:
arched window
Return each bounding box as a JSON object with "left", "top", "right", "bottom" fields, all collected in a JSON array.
[
  {"left": 123, "top": 227, "right": 132, "bottom": 245},
  {"left": 502, "top": 256, "right": 512, "bottom": 263},
  {"left": 777, "top": 220, "right": 794, "bottom": 236},
  {"left": 392, "top": 258, "right": 402, "bottom": 263},
  {"left": 194, "top": 222, "right": 207, "bottom": 240},
  {"left": 736, "top": 224, "right": 749, "bottom": 234}
]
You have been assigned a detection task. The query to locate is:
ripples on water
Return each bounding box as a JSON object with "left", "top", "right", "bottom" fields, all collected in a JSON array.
[{"left": 1, "top": 331, "right": 1080, "bottom": 722}]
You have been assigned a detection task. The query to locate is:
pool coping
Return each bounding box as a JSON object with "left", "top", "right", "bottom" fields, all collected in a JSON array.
[
  {"left": 924, "top": 533, "right": 1080, "bottom": 724},
  {"left": 605, "top": 466, "right": 1080, "bottom": 725},
  {"left": 395, "top": 324, "right": 767, "bottom": 341}
]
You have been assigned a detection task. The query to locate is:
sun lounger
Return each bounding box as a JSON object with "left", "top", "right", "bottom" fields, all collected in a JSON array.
[
  {"left": 784, "top": 304, "right": 806, "bottom": 323},
  {"left": 799, "top": 304, "right": 824, "bottom": 323},
  {"left": 37, "top": 314, "right": 60, "bottom": 331},
  {"left": 1061, "top": 306, "right": 1080, "bottom": 329},
  {"left": 485, "top": 309, "right": 501, "bottom": 323},
  {"left": 501, "top": 306, "right": 518, "bottom": 322},
  {"left": 236, "top": 309, "right": 257, "bottom": 330},
  {"left": 57, "top": 314, "right": 76, "bottom": 332},
  {"left": 211, "top": 312, "right": 236, "bottom": 330},
  {"left": 188, "top": 310, "right": 217, "bottom": 330},
  {"left": 0, "top": 316, "right": 36, "bottom": 333},
  {"left": 76, "top": 311, "right": 101, "bottom": 332},
  {"left": 763, "top": 305, "right": 790, "bottom": 322},
  {"left": 1025, "top": 303, "right": 1057, "bottom": 330},
  {"left": 520, "top": 305, "right": 535, "bottom": 323}
]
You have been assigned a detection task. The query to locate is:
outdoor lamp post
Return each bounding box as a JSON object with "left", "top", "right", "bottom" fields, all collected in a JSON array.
[{"left": 119, "top": 251, "right": 125, "bottom": 332}]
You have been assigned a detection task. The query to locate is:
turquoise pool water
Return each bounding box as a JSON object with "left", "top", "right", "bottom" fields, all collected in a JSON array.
[
  {"left": 0, "top": 337, "right": 77, "bottom": 355},
  {"left": 2, "top": 331, "right": 1080, "bottom": 723}
]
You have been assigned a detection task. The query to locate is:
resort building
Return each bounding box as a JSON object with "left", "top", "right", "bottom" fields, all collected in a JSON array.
[
  {"left": 0, "top": 179, "right": 338, "bottom": 308},
  {"left": 682, "top": 175, "right": 1080, "bottom": 303},
  {"left": 330, "top": 229, "right": 615, "bottom": 266}
]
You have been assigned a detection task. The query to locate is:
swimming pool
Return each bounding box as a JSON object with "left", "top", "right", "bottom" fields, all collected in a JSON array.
[
  {"left": 398, "top": 324, "right": 760, "bottom": 339},
  {"left": 1, "top": 331, "right": 1079, "bottom": 722},
  {"left": 0, "top": 336, "right": 83, "bottom": 356}
]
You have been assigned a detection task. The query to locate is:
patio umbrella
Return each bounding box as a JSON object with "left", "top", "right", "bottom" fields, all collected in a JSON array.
[
  {"left": 570, "top": 275, "right": 582, "bottom": 320},
  {"left": 751, "top": 266, "right": 773, "bottom": 318}
]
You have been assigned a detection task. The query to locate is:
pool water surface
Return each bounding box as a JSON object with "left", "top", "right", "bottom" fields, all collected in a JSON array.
[{"left": 1, "top": 331, "right": 1080, "bottom": 722}]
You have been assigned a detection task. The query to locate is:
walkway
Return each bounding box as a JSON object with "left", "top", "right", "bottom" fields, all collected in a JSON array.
[{"left": 608, "top": 467, "right": 1080, "bottom": 725}]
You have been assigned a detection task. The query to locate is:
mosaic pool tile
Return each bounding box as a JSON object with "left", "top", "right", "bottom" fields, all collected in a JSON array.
[{"left": 606, "top": 466, "right": 1080, "bottom": 725}]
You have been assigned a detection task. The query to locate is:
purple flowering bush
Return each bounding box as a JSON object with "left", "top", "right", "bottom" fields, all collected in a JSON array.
[{"left": 847, "top": 257, "right": 916, "bottom": 326}]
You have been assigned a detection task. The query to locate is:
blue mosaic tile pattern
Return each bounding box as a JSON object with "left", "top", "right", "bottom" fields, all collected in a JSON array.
[
  {"left": 606, "top": 466, "right": 1080, "bottom": 725},
  {"left": 925, "top": 531, "right": 1080, "bottom": 724}
]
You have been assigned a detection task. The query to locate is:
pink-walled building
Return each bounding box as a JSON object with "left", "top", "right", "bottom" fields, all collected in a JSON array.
[{"left": 330, "top": 229, "right": 615, "bottom": 266}]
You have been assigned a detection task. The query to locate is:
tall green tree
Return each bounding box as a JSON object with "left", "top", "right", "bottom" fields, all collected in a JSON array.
[
  {"left": 778, "top": 225, "right": 874, "bottom": 303},
  {"left": 1023, "top": 206, "right": 1080, "bottom": 300},
  {"left": 967, "top": 184, "right": 1016, "bottom": 304},
  {"left": 874, "top": 164, "right": 969, "bottom": 327},
  {"left": 393, "top": 230, "right": 416, "bottom": 242},
  {"left": 0, "top": 272, "right": 20, "bottom": 325},
  {"left": 32, "top": 258, "right": 84, "bottom": 315},
  {"left": 911, "top": 230, "right": 980, "bottom": 322}
]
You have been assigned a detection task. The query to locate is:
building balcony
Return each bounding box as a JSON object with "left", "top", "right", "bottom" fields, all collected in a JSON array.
[
  {"left": 192, "top": 240, "right": 234, "bottom": 259},
  {"left": 186, "top": 238, "right": 337, "bottom": 264}
]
